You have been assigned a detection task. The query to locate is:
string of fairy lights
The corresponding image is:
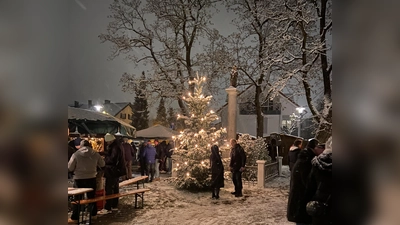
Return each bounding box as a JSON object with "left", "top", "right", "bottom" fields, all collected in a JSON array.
[{"left": 171, "top": 74, "right": 228, "bottom": 180}]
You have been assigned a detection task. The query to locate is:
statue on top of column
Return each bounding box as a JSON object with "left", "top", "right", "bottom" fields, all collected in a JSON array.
[{"left": 230, "top": 65, "right": 238, "bottom": 88}]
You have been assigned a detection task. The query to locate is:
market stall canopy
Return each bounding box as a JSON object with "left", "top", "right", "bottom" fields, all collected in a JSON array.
[
  {"left": 136, "top": 124, "right": 179, "bottom": 139},
  {"left": 68, "top": 107, "right": 136, "bottom": 137}
]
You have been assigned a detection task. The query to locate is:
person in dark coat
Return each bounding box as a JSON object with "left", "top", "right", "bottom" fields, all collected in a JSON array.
[
  {"left": 289, "top": 139, "right": 303, "bottom": 171},
  {"left": 229, "top": 139, "right": 246, "bottom": 197},
  {"left": 305, "top": 137, "right": 332, "bottom": 225},
  {"left": 287, "top": 138, "right": 325, "bottom": 225},
  {"left": 130, "top": 142, "right": 138, "bottom": 165},
  {"left": 98, "top": 133, "right": 126, "bottom": 215},
  {"left": 210, "top": 145, "right": 224, "bottom": 199},
  {"left": 121, "top": 138, "right": 135, "bottom": 180},
  {"left": 159, "top": 141, "right": 168, "bottom": 172},
  {"left": 165, "top": 141, "right": 174, "bottom": 174},
  {"left": 138, "top": 142, "right": 147, "bottom": 176}
]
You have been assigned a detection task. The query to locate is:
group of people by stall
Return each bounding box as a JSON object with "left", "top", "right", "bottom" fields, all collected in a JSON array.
[
  {"left": 137, "top": 139, "right": 174, "bottom": 182},
  {"left": 67, "top": 133, "right": 154, "bottom": 223}
]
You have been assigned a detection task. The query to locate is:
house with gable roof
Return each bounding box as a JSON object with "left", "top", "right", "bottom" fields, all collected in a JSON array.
[
  {"left": 216, "top": 85, "right": 301, "bottom": 137},
  {"left": 70, "top": 100, "right": 134, "bottom": 125}
]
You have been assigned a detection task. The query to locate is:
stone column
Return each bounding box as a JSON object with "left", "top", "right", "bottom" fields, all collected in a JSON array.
[
  {"left": 256, "top": 160, "right": 266, "bottom": 188},
  {"left": 225, "top": 86, "right": 238, "bottom": 141},
  {"left": 276, "top": 156, "right": 283, "bottom": 177}
]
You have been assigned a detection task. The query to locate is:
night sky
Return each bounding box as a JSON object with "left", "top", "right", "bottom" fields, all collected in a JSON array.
[{"left": 68, "top": 0, "right": 236, "bottom": 116}]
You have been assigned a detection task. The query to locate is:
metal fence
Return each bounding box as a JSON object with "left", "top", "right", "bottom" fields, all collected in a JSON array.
[{"left": 265, "top": 161, "right": 279, "bottom": 181}]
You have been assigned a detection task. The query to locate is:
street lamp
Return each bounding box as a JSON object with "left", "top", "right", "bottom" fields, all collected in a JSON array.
[
  {"left": 94, "top": 104, "right": 103, "bottom": 112},
  {"left": 295, "top": 107, "right": 306, "bottom": 137}
]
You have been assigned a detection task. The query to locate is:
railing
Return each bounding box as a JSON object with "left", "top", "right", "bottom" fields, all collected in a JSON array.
[
  {"left": 264, "top": 162, "right": 279, "bottom": 181},
  {"left": 256, "top": 156, "right": 283, "bottom": 188}
]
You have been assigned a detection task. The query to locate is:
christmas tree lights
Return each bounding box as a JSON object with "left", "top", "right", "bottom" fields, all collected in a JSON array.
[{"left": 173, "top": 73, "right": 227, "bottom": 190}]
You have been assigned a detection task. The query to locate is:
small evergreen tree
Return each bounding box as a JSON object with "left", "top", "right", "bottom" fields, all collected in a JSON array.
[
  {"left": 153, "top": 97, "right": 169, "bottom": 127},
  {"left": 132, "top": 72, "right": 149, "bottom": 130},
  {"left": 173, "top": 74, "right": 227, "bottom": 190}
]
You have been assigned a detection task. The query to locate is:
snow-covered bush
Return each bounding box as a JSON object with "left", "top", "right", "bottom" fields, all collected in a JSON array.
[{"left": 237, "top": 134, "right": 271, "bottom": 166}]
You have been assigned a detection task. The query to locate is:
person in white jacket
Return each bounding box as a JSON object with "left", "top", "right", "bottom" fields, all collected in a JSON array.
[{"left": 68, "top": 140, "right": 105, "bottom": 224}]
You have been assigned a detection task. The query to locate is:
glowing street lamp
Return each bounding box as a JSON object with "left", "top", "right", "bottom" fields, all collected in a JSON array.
[
  {"left": 295, "top": 107, "right": 306, "bottom": 137},
  {"left": 94, "top": 104, "right": 103, "bottom": 112}
]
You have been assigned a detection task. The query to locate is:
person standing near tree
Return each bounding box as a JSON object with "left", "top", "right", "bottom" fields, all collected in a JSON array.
[
  {"left": 210, "top": 145, "right": 224, "bottom": 199},
  {"left": 229, "top": 139, "right": 246, "bottom": 197}
]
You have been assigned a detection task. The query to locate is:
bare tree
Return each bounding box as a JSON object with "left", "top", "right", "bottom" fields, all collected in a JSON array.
[
  {"left": 270, "top": 0, "right": 332, "bottom": 141},
  {"left": 99, "top": 0, "right": 221, "bottom": 116},
  {"left": 225, "top": 0, "right": 287, "bottom": 138},
  {"left": 225, "top": 0, "right": 332, "bottom": 141}
]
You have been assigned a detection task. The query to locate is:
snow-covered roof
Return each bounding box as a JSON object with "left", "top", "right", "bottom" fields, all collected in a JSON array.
[{"left": 136, "top": 124, "right": 180, "bottom": 139}]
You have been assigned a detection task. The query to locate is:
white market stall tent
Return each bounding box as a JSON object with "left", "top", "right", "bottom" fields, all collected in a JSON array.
[{"left": 135, "top": 124, "right": 179, "bottom": 139}]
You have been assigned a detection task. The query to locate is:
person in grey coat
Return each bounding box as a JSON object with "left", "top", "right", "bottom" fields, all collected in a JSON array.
[{"left": 68, "top": 140, "right": 105, "bottom": 223}]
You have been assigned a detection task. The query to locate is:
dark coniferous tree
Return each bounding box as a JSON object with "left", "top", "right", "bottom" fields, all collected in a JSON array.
[
  {"left": 154, "top": 97, "right": 168, "bottom": 127},
  {"left": 131, "top": 72, "right": 149, "bottom": 130}
]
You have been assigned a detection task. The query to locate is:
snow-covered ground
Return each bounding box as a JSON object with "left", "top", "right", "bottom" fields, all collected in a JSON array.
[{"left": 112, "top": 166, "right": 292, "bottom": 225}]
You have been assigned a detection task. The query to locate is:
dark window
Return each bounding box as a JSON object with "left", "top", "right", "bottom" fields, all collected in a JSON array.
[
  {"left": 262, "top": 99, "right": 281, "bottom": 115},
  {"left": 120, "top": 113, "right": 126, "bottom": 119}
]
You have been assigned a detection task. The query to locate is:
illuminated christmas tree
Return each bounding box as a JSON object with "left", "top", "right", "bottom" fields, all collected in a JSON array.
[{"left": 172, "top": 74, "right": 227, "bottom": 190}]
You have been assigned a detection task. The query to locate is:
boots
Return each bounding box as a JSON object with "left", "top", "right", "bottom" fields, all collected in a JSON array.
[
  {"left": 215, "top": 188, "right": 220, "bottom": 199},
  {"left": 212, "top": 191, "right": 216, "bottom": 199}
]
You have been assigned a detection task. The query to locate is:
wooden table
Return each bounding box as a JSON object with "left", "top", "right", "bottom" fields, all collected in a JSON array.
[
  {"left": 68, "top": 188, "right": 93, "bottom": 196},
  {"left": 68, "top": 188, "right": 94, "bottom": 224}
]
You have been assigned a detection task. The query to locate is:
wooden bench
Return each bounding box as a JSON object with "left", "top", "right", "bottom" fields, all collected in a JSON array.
[
  {"left": 119, "top": 176, "right": 148, "bottom": 189},
  {"left": 74, "top": 188, "right": 151, "bottom": 209}
]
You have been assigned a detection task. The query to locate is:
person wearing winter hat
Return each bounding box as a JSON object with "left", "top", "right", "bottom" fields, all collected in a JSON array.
[
  {"left": 98, "top": 133, "right": 126, "bottom": 215},
  {"left": 104, "top": 133, "right": 116, "bottom": 143},
  {"left": 287, "top": 138, "right": 324, "bottom": 225},
  {"left": 288, "top": 139, "right": 303, "bottom": 172},
  {"left": 305, "top": 137, "right": 332, "bottom": 225},
  {"left": 68, "top": 140, "right": 105, "bottom": 224}
]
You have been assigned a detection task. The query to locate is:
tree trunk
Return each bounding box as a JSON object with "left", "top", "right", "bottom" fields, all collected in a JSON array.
[
  {"left": 255, "top": 85, "right": 263, "bottom": 137},
  {"left": 177, "top": 97, "right": 188, "bottom": 117}
]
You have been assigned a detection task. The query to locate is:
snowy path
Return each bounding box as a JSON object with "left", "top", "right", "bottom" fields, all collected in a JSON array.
[{"left": 95, "top": 166, "right": 292, "bottom": 225}]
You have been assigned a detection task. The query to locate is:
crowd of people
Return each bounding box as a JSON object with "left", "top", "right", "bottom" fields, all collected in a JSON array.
[
  {"left": 138, "top": 139, "right": 174, "bottom": 182},
  {"left": 287, "top": 137, "right": 333, "bottom": 225},
  {"left": 68, "top": 132, "right": 332, "bottom": 225},
  {"left": 67, "top": 134, "right": 175, "bottom": 224}
]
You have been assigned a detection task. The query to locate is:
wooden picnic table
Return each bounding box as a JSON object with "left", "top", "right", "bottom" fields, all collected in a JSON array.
[
  {"left": 68, "top": 188, "right": 94, "bottom": 196},
  {"left": 68, "top": 188, "right": 95, "bottom": 224}
]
